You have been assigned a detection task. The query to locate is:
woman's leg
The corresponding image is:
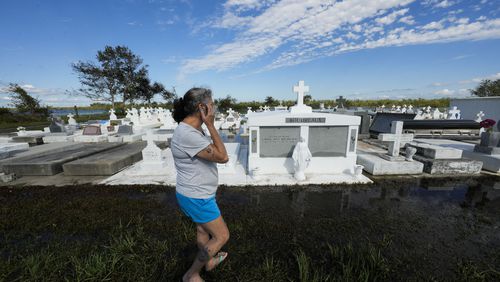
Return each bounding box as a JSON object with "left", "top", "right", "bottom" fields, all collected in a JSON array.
[
  {"left": 196, "top": 224, "right": 210, "bottom": 250},
  {"left": 183, "top": 216, "right": 229, "bottom": 280},
  {"left": 200, "top": 216, "right": 229, "bottom": 271}
]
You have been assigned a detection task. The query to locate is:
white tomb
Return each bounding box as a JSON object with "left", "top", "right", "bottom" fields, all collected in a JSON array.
[
  {"left": 357, "top": 121, "right": 424, "bottom": 175},
  {"left": 247, "top": 80, "right": 366, "bottom": 180},
  {"left": 140, "top": 130, "right": 167, "bottom": 171},
  {"left": 217, "top": 142, "right": 241, "bottom": 174},
  {"left": 220, "top": 108, "right": 241, "bottom": 130}
]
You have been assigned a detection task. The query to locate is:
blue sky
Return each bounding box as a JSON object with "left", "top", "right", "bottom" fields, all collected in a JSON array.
[{"left": 1, "top": 0, "right": 499, "bottom": 106}]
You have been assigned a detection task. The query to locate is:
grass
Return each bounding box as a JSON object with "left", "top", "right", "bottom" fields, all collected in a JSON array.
[{"left": 0, "top": 183, "right": 499, "bottom": 281}]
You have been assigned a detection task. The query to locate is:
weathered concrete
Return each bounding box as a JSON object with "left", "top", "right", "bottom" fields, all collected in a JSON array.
[
  {"left": 1, "top": 143, "right": 123, "bottom": 176},
  {"left": 357, "top": 153, "right": 424, "bottom": 175},
  {"left": 43, "top": 133, "right": 78, "bottom": 143},
  {"left": 416, "top": 139, "right": 500, "bottom": 173},
  {"left": 413, "top": 154, "right": 482, "bottom": 175},
  {"left": 0, "top": 143, "right": 29, "bottom": 159},
  {"left": 63, "top": 142, "right": 147, "bottom": 176},
  {"left": 11, "top": 135, "right": 44, "bottom": 145},
  {"left": 407, "top": 142, "right": 462, "bottom": 159}
]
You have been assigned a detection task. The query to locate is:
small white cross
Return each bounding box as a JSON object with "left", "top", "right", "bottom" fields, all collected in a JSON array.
[
  {"left": 448, "top": 106, "right": 461, "bottom": 119},
  {"left": 293, "top": 80, "right": 309, "bottom": 107},
  {"left": 378, "top": 121, "right": 414, "bottom": 158},
  {"left": 144, "top": 130, "right": 156, "bottom": 147}
]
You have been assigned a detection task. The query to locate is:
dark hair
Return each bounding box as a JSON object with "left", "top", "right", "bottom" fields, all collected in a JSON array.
[{"left": 173, "top": 87, "right": 212, "bottom": 123}]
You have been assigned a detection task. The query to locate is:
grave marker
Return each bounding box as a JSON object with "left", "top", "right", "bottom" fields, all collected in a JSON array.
[
  {"left": 378, "top": 121, "right": 414, "bottom": 161},
  {"left": 83, "top": 125, "right": 102, "bottom": 136}
]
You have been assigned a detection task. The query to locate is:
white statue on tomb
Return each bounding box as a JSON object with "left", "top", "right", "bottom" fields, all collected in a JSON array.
[
  {"left": 407, "top": 105, "right": 414, "bottom": 114},
  {"left": 432, "top": 108, "right": 442, "bottom": 120},
  {"left": 424, "top": 106, "right": 432, "bottom": 119},
  {"left": 109, "top": 108, "right": 117, "bottom": 120},
  {"left": 448, "top": 106, "right": 461, "bottom": 119},
  {"left": 401, "top": 106, "right": 407, "bottom": 113},
  {"left": 125, "top": 109, "right": 132, "bottom": 119},
  {"left": 131, "top": 108, "right": 140, "bottom": 124},
  {"left": 292, "top": 137, "right": 312, "bottom": 181},
  {"left": 391, "top": 105, "right": 396, "bottom": 112},
  {"left": 67, "top": 113, "right": 77, "bottom": 125},
  {"left": 17, "top": 126, "right": 27, "bottom": 136},
  {"left": 246, "top": 107, "right": 253, "bottom": 115},
  {"left": 475, "top": 111, "right": 485, "bottom": 122},
  {"left": 380, "top": 105, "right": 386, "bottom": 112},
  {"left": 414, "top": 110, "right": 424, "bottom": 120},
  {"left": 396, "top": 105, "right": 401, "bottom": 112}
]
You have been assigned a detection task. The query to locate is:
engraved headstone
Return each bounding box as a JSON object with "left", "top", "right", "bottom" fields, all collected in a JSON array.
[
  {"left": 83, "top": 125, "right": 102, "bottom": 136},
  {"left": 49, "top": 117, "right": 65, "bottom": 133},
  {"left": 259, "top": 127, "right": 300, "bottom": 158},
  {"left": 117, "top": 125, "right": 133, "bottom": 135}
]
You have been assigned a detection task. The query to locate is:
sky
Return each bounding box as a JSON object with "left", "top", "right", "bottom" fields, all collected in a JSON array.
[{"left": 0, "top": 0, "right": 499, "bottom": 107}]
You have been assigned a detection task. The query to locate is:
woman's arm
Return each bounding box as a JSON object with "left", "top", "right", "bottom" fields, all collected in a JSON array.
[{"left": 196, "top": 103, "right": 229, "bottom": 163}]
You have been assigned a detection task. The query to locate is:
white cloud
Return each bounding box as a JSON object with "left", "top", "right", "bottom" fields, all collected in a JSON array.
[
  {"left": 375, "top": 8, "right": 409, "bottom": 25},
  {"left": 423, "top": 0, "right": 456, "bottom": 8},
  {"left": 180, "top": 0, "right": 500, "bottom": 76},
  {"left": 451, "top": 54, "right": 474, "bottom": 60},
  {"left": 421, "top": 20, "right": 444, "bottom": 30},
  {"left": 435, "top": 88, "right": 455, "bottom": 95},
  {"left": 399, "top": 15, "right": 416, "bottom": 25},
  {"left": 435, "top": 0, "right": 455, "bottom": 8},
  {"left": 460, "top": 72, "right": 500, "bottom": 84}
]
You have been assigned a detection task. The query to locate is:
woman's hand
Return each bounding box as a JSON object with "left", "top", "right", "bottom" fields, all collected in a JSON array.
[{"left": 199, "top": 103, "right": 215, "bottom": 127}]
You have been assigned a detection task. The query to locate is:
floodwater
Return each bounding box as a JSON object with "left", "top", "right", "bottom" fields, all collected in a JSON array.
[
  {"left": 1, "top": 176, "right": 499, "bottom": 280},
  {"left": 51, "top": 109, "right": 107, "bottom": 116},
  {"left": 149, "top": 175, "right": 500, "bottom": 279}
]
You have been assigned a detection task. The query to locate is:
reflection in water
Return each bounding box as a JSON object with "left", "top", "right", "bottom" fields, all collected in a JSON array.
[{"left": 220, "top": 178, "right": 500, "bottom": 219}]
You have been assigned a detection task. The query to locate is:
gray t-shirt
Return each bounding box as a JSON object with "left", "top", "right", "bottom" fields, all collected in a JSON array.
[{"left": 171, "top": 122, "right": 218, "bottom": 199}]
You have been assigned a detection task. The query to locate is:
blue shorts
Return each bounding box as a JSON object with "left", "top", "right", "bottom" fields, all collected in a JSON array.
[{"left": 176, "top": 192, "right": 221, "bottom": 224}]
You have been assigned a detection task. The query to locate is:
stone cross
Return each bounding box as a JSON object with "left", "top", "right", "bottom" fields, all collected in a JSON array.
[
  {"left": 109, "top": 108, "right": 117, "bottom": 120},
  {"left": 293, "top": 80, "right": 309, "bottom": 107},
  {"left": 475, "top": 111, "right": 485, "bottom": 122},
  {"left": 448, "top": 106, "right": 461, "bottom": 119},
  {"left": 144, "top": 130, "right": 156, "bottom": 147},
  {"left": 378, "top": 121, "right": 414, "bottom": 161},
  {"left": 67, "top": 113, "right": 77, "bottom": 125}
]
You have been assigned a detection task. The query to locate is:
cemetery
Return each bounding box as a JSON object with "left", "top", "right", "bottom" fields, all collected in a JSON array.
[
  {"left": 1, "top": 80, "right": 499, "bottom": 281},
  {"left": 2, "top": 1, "right": 500, "bottom": 279}
]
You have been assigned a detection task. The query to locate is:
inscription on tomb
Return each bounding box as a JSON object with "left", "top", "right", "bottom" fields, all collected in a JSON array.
[
  {"left": 285, "top": 117, "right": 325, "bottom": 123},
  {"left": 259, "top": 127, "right": 300, "bottom": 158},
  {"left": 308, "top": 126, "right": 348, "bottom": 157}
]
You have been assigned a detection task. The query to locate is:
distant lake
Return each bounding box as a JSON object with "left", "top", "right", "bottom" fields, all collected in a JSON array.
[{"left": 51, "top": 109, "right": 107, "bottom": 116}]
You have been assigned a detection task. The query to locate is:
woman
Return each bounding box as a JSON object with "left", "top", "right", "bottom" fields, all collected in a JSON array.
[{"left": 171, "top": 88, "right": 230, "bottom": 282}]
